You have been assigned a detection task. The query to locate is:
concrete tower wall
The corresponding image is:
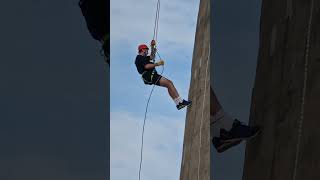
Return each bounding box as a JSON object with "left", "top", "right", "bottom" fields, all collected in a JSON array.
[
  {"left": 243, "top": 1, "right": 320, "bottom": 180},
  {"left": 179, "top": 0, "right": 210, "bottom": 179}
]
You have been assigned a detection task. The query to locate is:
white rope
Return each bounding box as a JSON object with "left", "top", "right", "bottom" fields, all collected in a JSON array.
[
  {"left": 197, "top": 51, "right": 210, "bottom": 180},
  {"left": 292, "top": 0, "right": 314, "bottom": 179},
  {"left": 153, "top": 0, "right": 161, "bottom": 41},
  {"left": 138, "top": 65, "right": 164, "bottom": 180},
  {"left": 138, "top": 1, "right": 162, "bottom": 179}
]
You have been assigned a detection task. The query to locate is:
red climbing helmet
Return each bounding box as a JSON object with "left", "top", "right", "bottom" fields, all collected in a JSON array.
[{"left": 138, "top": 44, "right": 149, "bottom": 52}]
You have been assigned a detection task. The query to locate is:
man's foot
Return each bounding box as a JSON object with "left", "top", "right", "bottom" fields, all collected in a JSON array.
[
  {"left": 176, "top": 100, "right": 192, "bottom": 110},
  {"left": 222, "top": 119, "right": 261, "bottom": 142},
  {"left": 212, "top": 137, "right": 242, "bottom": 153}
]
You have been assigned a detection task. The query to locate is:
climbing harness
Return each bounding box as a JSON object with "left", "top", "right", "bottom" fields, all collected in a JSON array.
[
  {"left": 141, "top": 70, "right": 156, "bottom": 85},
  {"left": 138, "top": 1, "right": 164, "bottom": 180},
  {"left": 292, "top": 0, "right": 314, "bottom": 180}
]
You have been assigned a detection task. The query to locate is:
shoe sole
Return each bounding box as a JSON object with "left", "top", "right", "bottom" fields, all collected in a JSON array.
[
  {"left": 177, "top": 103, "right": 192, "bottom": 110},
  {"left": 222, "top": 129, "right": 261, "bottom": 143},
  {"left": 216, "top": 139, "right": 243, "bottom": 153}
]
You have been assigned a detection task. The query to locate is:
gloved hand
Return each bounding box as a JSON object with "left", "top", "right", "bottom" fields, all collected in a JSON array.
[
  {"left": 151, "top": 40, "right": 156, "bottom": 46},
  {"left": 155, "top": 60, "right": 164, "bottom": 66}
]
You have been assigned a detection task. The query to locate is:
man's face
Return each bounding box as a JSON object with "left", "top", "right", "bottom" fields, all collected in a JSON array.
[{"left": 143, "top": 49, "right": 149, "bottom": 56}]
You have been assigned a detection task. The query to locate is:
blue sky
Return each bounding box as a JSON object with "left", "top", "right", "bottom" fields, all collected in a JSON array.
[{"left": 110, "top": 0, "right": 199, "bottom": 179}]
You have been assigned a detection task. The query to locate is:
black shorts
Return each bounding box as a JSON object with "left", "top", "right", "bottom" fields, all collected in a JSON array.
[{"left": 141, "top": 71, "right": 162, "bottom": 86}]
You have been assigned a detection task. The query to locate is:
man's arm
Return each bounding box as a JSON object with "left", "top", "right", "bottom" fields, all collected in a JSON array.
[
  {"left": 144, "top": 59, "right": 164, "bottom": 69},
  {"left": 144, "top": 63, "right": 157, "bottom": 69},
  {"left": 150, "top": 46, "right": 157, "bottom": 60},
  {"left": 150, "top": 40, "right": 157, "bottom": 60}
]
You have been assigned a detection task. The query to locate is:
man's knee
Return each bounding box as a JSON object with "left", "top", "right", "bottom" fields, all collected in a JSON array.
[
  {"left": 167, "top": 79, "right": 173, "bottom": 85},
  {"left": 168, "top": 83, "right": 175, "bottom": 91},
  {"left": 160, "top": 79, "right": 169, "bottom": 87},
  {"left": 160, "top": 77, "right": 174, "bottom": 88}
]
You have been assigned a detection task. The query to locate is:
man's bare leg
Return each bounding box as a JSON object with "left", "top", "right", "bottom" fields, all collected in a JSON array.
[
  {"left": 159, "top": 77, "right": 191, "bottom": 109},
  {"left": 159, "top": 77, "right": 179, "bottom": 99},
  {"left": 211, "top": 87, "right": 222, "bottom": 115},
  {"left": 210, "top": 87, "right": 234, "bottom": 138},
  {"left": 211, "top": 86, "right": 248, "bottom": 152},
  {"left": 210, "top": 86, "right": 260, "bottom": 153}
]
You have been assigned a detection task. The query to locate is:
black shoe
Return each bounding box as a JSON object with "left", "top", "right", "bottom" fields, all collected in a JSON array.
[
  {"left": 176, "top": 100, "right": 192, "bottom": 110},
  {"left": 220, "top": 128, "right": 236, "bottom": 140},
  {"left": 223, "top": 119, "right": 260, "bottom": 142},
  {"left": 212, "top": 137, "right": 242, "bottom": 153}
]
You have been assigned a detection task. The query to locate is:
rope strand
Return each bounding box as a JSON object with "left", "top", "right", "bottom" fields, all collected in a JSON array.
[
  {"left": 138, "top": 65, "right": 164, "bottom": 180},
  {"left": 153, "top": 0, "right": 161, "bottom": 41},
  {"left": 138, "top": 1, "right": 162, "bottom": 180},
  {"left": 292, "top": 0, "right": 314, "bottom": 179}
]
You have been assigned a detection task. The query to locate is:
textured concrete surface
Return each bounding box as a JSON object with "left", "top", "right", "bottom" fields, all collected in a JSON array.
[
  {"left": 179, "top": 0, "right": 210, "bottom": 179},
  {"left": 243, "top": 0, "right": 320, "bottom": 180}
]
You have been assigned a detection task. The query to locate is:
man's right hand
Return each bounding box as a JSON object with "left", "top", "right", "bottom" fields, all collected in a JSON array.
[
  {"left": 155, "top": 60, "right": 164, "bottom": 66},
  {"left": 151, "top": 40, "right": 156, "bottom": 46}
]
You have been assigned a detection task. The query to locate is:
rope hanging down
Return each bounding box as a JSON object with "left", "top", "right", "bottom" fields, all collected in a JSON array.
[
  {"left": 153, "top": 0, "right": 160, "bottom": 41},
  {"left": 292, "top": 0, "right": 314, "bottom": 180},
  {"left": 138, "top": 1, "right": 163, "bottom": 180}
]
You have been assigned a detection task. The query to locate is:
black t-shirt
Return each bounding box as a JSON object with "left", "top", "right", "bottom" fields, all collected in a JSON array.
[{"left": 135, "top": 55, "right": 157, "bottom": 74}]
